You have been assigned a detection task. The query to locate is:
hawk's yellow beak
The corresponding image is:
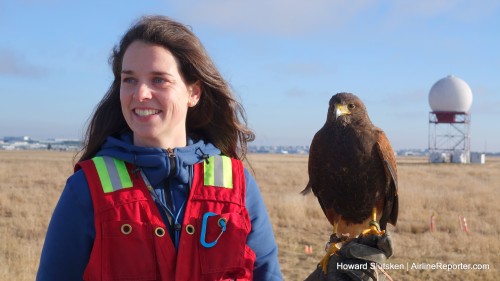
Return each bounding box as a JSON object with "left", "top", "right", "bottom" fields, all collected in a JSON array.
[{"left": 334, "top": 104, "right": 351, "bottom": 120}]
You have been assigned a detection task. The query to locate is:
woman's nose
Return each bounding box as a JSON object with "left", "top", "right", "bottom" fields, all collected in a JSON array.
[{"left": 134, "top": 82, "right": 152, "bottom": 101}]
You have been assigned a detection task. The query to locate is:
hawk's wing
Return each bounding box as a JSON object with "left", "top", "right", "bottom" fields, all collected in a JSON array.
[
  {"left": 376, "top": 130, "right": 399, "bottom": 229},
  {"left": 302, "top": 129, "right": 322, "bottom": 196},
  {"left": 302, "top": 128, "right": 337, "bottom": 224}
]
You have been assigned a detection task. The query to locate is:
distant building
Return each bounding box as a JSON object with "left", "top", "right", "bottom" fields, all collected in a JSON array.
[
  {"left": 0, "top": 136, "right": 81, "bottom": 151},
  {"left": 470, "top": 152, "right": 486, "bottom": 164},
  {"left": 248, "top": 145, "right": 309, "bottom": 154},
  {"left": 427, "top": 75, "right": 479, "bottom": 164},
  {"left": 3, "top": 136, "right": 32, "bottom": 142}
]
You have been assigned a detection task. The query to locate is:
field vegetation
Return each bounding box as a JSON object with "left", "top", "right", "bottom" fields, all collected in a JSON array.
[{"left": 0, "top": 150, "right": 498, "bottom": 280}]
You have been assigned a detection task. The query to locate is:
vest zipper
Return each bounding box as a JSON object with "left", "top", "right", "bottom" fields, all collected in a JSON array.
[
  {"left": 165, "top": 148, "right": 184, "bottom": 250},
  {"left": 166, "top": 148, "right": 176, "bottom": 175}
]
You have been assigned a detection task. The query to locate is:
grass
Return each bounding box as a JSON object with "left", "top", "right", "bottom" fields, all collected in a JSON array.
[{"left": 0, "top": 151, "right": 498, "bottom": 280}]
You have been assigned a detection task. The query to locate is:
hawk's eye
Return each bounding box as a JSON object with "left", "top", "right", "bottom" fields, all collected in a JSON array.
[{"left": 348, "top": 103, "right": 356, "bottom": 109}]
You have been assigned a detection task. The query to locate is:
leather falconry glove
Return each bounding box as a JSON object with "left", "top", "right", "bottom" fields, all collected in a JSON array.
[{"left": 304, "top": 232, "right": 394, "bottom": 281}]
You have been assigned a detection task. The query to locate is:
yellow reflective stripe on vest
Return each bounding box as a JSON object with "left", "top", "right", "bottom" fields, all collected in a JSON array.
[
  {"left": 203, "top": 155, "right": 233, "bottom": 189},
  {"left": 92, "top": 156, "right": 133, "bottom": 193}
]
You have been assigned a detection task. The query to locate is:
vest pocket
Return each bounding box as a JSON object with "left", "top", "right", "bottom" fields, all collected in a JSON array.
[
  {"left": 101, "top": 220, "right": 157, "bottom": 280},
  {"left": 198, "top": 212, "right": 254, "bottom": 276}
]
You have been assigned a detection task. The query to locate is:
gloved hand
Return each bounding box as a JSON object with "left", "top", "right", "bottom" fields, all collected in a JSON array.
[{"left": 304, "top": 232, "right": 394, "bottom": 281}]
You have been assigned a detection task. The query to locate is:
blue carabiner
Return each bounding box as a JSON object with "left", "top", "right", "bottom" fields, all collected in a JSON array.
[{"left": 200, "top": 212, "right": 227, "bottom": 248}]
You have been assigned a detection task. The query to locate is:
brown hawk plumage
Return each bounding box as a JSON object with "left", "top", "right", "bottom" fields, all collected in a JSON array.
[{"left": 302, "top": 92, "right": 398, "bottom": 237}]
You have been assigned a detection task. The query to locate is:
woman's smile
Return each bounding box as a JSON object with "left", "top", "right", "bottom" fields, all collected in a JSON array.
[{"left": 133, "top": 108, "right": 162, "bottom": 117}]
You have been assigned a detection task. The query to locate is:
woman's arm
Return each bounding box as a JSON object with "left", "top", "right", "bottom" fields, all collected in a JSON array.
[
  {"left": 244, "top": 169, "right": 283, "bottom": 280},
  {"left": 36, "top": 170, "right": 95, "bottom": 281}
]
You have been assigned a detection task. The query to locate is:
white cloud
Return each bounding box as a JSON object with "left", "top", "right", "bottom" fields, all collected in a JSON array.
[
  {"left": 0, "top": 49, "right": 45, "bottom": 77},
  {"left": 174, "top": 0, "right": 376, "bottom": 35},
  {"left": 388, "top": 0, "right": 500, "bottom": 22},
  {"left": 284, "top": 87, "right": 308, "bottom": 97},
  {"left": 268, "top": 61, "right": 332, "bottom": 77},
  {"left": 171, "top": 0, "right": 499, "bottom": 36}
]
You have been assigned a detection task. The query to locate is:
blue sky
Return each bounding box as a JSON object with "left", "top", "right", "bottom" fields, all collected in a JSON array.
[{"left": 1, "top": 0, "right": 499, "bottom": 152}]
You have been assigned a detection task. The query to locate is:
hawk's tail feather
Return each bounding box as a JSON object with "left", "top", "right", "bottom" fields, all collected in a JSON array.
[{"left": 300, "top": 183, "right": 313, "bottom": 195}]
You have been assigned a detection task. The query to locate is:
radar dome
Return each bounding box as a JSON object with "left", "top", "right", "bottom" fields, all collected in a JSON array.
[{"left": 429, "top": 75, "right": 473, "bottom": 112}]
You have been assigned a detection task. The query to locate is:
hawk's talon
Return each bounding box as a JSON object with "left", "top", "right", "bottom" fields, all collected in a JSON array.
[
  {"left": 361, "top": 221, "right": 385, "bottom": 236},
  {"left": 319, "top": 242, "right": 341, "bottom": 274},
  {"left": 361, "top": 208, "right": 384, "bottom": 236}
]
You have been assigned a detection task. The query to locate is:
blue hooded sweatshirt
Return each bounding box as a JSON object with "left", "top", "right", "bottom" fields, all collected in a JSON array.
[{"left": 37, "top": 133, "right": 282, "bottom": 280}]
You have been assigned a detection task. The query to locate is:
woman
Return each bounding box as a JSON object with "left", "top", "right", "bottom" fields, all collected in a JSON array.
[{"left": 37, "top": 15, "right": 282, "bottom": 281}]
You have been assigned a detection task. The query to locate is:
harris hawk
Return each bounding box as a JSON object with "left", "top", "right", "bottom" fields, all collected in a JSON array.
[{"left": 301, "top": 92, "right": 398, "bottom": 272}]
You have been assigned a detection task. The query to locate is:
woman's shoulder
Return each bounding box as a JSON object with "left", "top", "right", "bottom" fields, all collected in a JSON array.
[{"left": 63, "top": 168, "right": 93, "bottom": 208}]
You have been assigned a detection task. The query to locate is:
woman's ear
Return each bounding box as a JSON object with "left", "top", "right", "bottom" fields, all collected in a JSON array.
[{"left": 188, "top": 81, "right": 202, "bottom": 107}]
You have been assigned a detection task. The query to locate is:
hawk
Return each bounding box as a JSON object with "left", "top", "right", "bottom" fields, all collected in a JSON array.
[{"left": 302, "top": 92, "right": 398, "bottom": 271}]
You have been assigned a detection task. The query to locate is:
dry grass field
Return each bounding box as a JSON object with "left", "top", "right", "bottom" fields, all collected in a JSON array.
[{"left": 1, "top": 150, "right": 498, "bottom": 280}]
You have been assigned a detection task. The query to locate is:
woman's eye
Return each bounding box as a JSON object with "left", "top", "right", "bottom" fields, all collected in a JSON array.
[
  {"left": 122, "top": 77, "right": 136, "bottom": 84},
  {"left": 348, "top": 103, "right": 356, "bottom": 109},
  {"left": 153, "top": 77, "right": 166, "bottom": 84}
]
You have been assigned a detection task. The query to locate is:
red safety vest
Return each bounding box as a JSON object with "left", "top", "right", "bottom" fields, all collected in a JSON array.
[{"left": 76, "top": 155, "right": 256, "bottom": 281}]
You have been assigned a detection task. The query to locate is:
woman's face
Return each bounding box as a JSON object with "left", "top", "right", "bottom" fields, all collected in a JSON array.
[{"left": 120, "top": 41, "right": 201, "bottom": 148}]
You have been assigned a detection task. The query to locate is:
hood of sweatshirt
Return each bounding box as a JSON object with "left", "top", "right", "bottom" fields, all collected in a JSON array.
[{"left": 96, "top": 133, "right": 221, "bottom": 187}]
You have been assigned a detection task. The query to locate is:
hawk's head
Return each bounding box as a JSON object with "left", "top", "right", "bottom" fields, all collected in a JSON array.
[{"left": 327, "top": 92, "right": 369, "bottom": 127}]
